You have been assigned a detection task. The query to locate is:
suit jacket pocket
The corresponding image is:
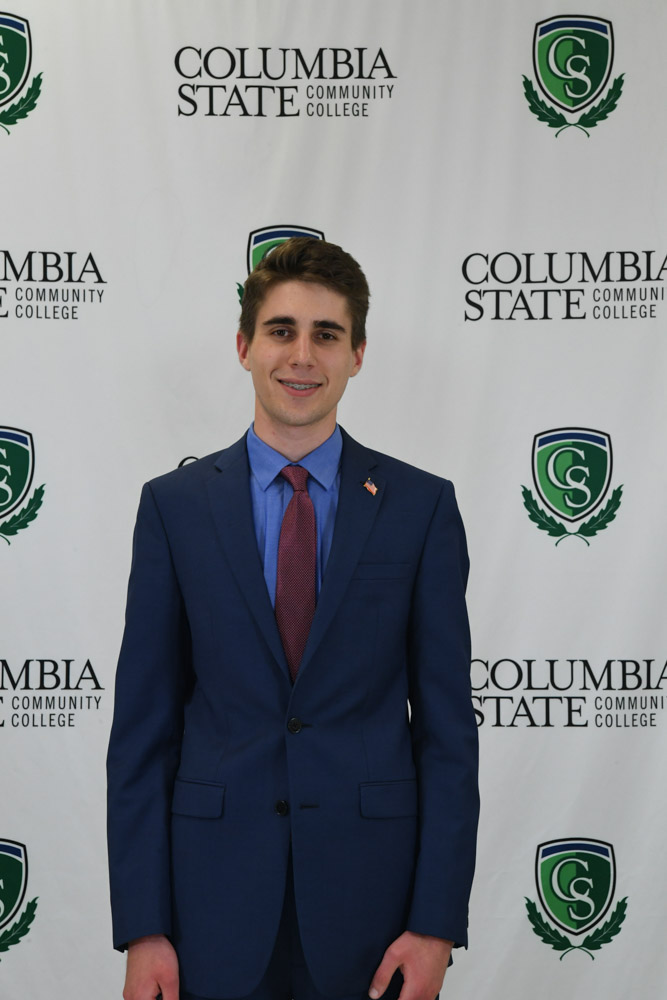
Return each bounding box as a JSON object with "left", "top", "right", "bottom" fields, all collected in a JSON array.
[
  {"left": 359, "top": 779, "right": 418, "bottom": 818},
  {"left": 352, "top": 563, "right": 412, "bottom": 580},
  {"left": 171, "top": 777, "right": 225, "bottom": 818}
]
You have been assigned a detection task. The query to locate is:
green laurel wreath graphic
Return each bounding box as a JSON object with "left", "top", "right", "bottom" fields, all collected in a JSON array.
[
  {"left": 0, "top": 898, "right": 38, "bottom": 958},
  {"left": 0, "top": 485, "right": 45, "bottom": 544},
  {"left": 525, "top": 899, "right": 571, "bottom": 952},
  {"left": 0, "top": 73, "right": 43, "bottom": 135},
  {"left": 522, "top": 78, "right": 567, "bottom": 130},
  {"left": 525, "top": 896, "right": 627, "bottom": 960},
  {"left": 579, "top": 896, "right": 628, "bottom": 953},
  {"left": 577, "top": 76, "right": 624, "bottom": 132},
  {"left": 521, "top": 486, "right": 568, "bottom": 540},
  {"left": 237, "top": 282, "right": 245, "bottom": 304},
  {"left": 522, "top": 74, "right": 624, "bottom": 137},
  {"left": 575, "top": 486, "right": 623, "bottom": 540},
  {"left": 521, "top": 485, "right": 623, "bottom": 546}
]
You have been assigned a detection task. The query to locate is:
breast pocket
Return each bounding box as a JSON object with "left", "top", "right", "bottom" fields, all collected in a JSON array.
[{"left": 352, "top": 563, "right": 412, "bottom": 580}]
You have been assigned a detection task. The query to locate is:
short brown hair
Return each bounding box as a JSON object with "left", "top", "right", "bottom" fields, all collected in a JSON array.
[{"left": 239, "top": 238, "right": 369, "bottom": 349}]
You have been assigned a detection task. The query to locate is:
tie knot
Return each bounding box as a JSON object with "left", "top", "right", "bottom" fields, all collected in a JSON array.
[{"left": 280, "top": 464, "right": 309, "bottom": 492}]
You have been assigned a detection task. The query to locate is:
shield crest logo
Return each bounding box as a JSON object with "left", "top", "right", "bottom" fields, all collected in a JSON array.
[
  {"left": 0, "top": 840, "right": 28, "bottom": 931},
  {"left": 536, "top": 839, "right": 615, "bottom": 936},
  {"left": 532, "top": 428, "right": 612, "bottom": 523},
  {"left": 0, "top": 14, "right": 32, "bottom": 108},
  {"left": 533, "top": 16, "right": 613, "bottom": 112},
  {"left": 246, "top": 225, "right": 325, "bottom": 274},
  {"left": 0, "top": 427, "right": 35, "bottom": 520}
]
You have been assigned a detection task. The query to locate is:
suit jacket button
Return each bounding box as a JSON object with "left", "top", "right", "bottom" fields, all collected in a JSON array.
[
  {"left": 275, "top": 799, "right": 289, "bottom": 816},
  {"left": 287, "top": 717, "right": 302, "bottom": 734}
]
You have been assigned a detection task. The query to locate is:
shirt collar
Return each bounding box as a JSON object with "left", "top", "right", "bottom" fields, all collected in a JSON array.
[{"left": 246, "top": 423, "right": 342, "bottom": 492}]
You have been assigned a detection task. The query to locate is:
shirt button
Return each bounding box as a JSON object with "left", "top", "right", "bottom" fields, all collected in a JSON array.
[
  {"left": 275, "top": 800, "right": 289, "bottom": 816},
  {"left": 287, "top": 717, "right": 302, "bottom": 734}
]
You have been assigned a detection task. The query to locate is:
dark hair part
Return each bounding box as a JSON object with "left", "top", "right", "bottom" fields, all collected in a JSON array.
[{"left": 239, "top": 237, "right": 369, "bottom": 349}]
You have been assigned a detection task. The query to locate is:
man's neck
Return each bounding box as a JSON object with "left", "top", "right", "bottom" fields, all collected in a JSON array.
[{"left": 252, "top": 415, "right": 337, "bottom": 462}]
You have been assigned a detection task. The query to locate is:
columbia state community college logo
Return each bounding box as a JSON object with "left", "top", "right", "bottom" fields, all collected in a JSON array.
[
  {"left": 522, "top": 428, "right": 622, "bottom": 545},
  {"left": 0, "top": 840, "right": 37, "bottom": 961},
  {"left": 237, "top": 225, "right": 325, "bottom": 301},
  {"left": 0, "top": 13, "right": 41, "bottom": 134},
  {"left": 0, "top": 427, "right": 45, "bottom": 543},
  {"left": 526, "top": 839, "right": 627, "bottom": 959},
  {"left": 523, "top": 16, "right": 623, "bottom": 136}
]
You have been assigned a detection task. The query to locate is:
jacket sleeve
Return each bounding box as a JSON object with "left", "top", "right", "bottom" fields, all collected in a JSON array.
[
  {"left": 405, "top": 480, "right": 479, "bottom": 947},
  {"left": 106, "top": 482, "right": 191, "bottom": 950}
]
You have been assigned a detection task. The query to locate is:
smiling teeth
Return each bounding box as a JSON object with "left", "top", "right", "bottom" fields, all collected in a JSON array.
[{"left": 283, "top": 382, "right": 319, "bottom": 389}]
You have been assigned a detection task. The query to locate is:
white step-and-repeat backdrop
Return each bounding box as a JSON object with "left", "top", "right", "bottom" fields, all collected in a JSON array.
[{"left": 2, "top": 2, "right": 665, "bottom": 997}]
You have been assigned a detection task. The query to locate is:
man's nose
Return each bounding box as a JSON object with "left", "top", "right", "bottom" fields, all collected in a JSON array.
[{"left": 289, "top": 332, "right": 314, "bottom": 365}]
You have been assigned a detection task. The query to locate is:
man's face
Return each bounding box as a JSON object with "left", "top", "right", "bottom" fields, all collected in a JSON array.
[{"left": 237, "top": 280, "right": 365, "bottom": 442}]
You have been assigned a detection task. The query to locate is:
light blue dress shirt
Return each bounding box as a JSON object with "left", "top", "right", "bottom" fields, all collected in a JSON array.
[{"left": 246, "top": 424, "right": 342, "bottom": 606}]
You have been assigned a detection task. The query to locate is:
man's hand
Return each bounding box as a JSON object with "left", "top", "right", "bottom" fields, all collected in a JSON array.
[
  {"left": 369, "top": 931, "right": 453, "bottom": 1000},
  {"left": 123, "top": 934, "right": 179, "bottom": 1000}
]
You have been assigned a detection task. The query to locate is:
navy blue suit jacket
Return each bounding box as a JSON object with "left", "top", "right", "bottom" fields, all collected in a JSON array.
[{"left": 107, "top": 430, "right": 479, "bottom": 998}]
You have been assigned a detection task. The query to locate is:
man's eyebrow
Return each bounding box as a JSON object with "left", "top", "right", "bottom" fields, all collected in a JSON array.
[
  {"left": 262, "top": 315, "right": 296, "bottom": 326},
  {"left": 262, "top": 315, "right": 346, "bottom": 332},
  {"left": 313, "top": 319, "right": 346, "bottom": 332}
]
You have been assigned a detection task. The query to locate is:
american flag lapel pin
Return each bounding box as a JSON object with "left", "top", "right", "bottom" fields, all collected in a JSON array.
[{"left": 363, "top": 477, "right": 378, "bottom": 496}]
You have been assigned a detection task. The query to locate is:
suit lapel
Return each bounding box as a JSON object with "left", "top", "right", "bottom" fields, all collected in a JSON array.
[
  {"left": 205, "top": 436, "right": 289, "bottom": 680},
  {"left": 296, "top": 430, "right": 384, "bottom": 682}
]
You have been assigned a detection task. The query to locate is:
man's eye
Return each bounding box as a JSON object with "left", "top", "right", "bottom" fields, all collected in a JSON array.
[
  {"left": 318, "top": 331, "right": 336, "bottom": 341},
  {"left": 271, "top": 328, "right": 291, "bottom": 337}
]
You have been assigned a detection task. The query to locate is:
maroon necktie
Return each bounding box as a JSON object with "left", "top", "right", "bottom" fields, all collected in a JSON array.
[{"left": 275, "top": 465, "right": 317, "bottom": 681}]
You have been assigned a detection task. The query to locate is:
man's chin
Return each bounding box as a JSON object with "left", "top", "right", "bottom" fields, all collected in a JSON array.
[
  {"left": 277, "top": 411, "right": 324, "bottom": 429},
  {"left": 265, "top": 404, "right": 333, "bottom": 432}
]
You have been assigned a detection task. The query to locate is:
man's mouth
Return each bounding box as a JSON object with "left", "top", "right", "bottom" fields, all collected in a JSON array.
[{"left": 279, "top": 380, "right": 321, "bottom": 392}]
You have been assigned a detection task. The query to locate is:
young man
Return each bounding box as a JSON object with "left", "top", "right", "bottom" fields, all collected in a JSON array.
[{"left": 107, "top": 239, "right": 479, "bottom": 1000}]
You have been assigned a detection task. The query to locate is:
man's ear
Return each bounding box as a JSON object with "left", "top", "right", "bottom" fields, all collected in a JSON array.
[
  {"left": 236, "top": 330, "right": 251, "bottom": 370},
  {"left": 350, "top": 339, "right": 366, "bottom": 377}
]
